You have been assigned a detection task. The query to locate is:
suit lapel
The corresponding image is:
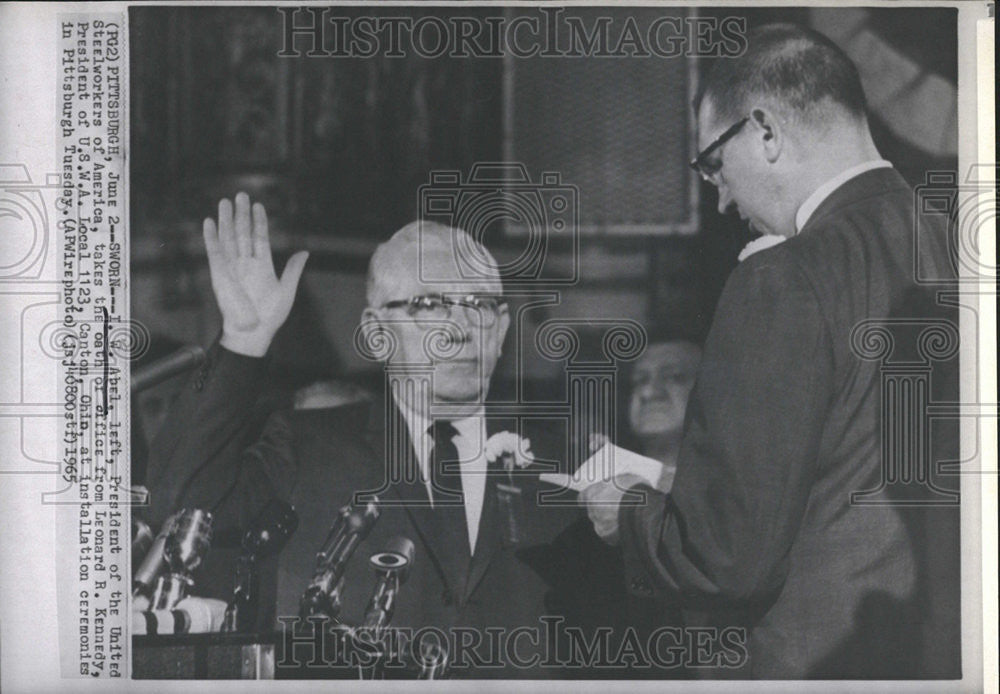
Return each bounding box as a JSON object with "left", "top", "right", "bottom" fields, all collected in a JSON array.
[
  {"left": 368, "top": 393, "right": 472, "bottom": 603},
  {"left": 368, "top": 395, "right": 523, "bottom": 607},
  {"left": 462, "top": 416, "right": 508, "bottom": 603}
]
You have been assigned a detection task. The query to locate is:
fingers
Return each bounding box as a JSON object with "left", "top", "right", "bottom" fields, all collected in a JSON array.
[
  {"left": 202, "top": 217, "right": 220, "bottom": 259},
  {"left": 251, "top": 202, "right": 270, "bottom": 259},
  {"left": 655, "top": 465, "right": 677, "bottom": 494},
  {"left": 278, "top": 250, "right": 310, "bottom": 299},
  {"left": 211, "top": 193, "right": 269, "bottom": 259},
  {"left": 234, "top": 192, "right": 253, "bottom": 257},
  {"left": 581, "top": 483, "right": 621, "bottom": 545},
  {"left": 217, "top": 197, "right": 237, "bottom": 258},
  {"left": 581, "top": 479, "right": 609, "bottom": 503},
  {"left": 588, "top": 432, "right": 609, "bottom": 455}
]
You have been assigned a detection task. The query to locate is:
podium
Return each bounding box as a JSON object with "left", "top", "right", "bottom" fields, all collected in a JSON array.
[{"left": 133, "top": 633, "right": 275, "bottom": 679}]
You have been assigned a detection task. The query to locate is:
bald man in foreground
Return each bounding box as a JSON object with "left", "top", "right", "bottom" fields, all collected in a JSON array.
[{"left": 145, "top": 200, "right": 592, "bottom": 678}]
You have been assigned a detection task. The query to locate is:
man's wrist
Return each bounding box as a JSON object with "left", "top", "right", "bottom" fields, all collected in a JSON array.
[{"left": 219, "top": 330, "right": 273, "bottom": 358}]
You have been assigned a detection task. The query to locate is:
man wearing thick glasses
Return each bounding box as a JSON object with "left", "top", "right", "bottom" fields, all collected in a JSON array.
[
  {"left": 145, "top": 211, "right": 592, "bottom": 677},
  {"left": 581, "top": 23, "right": 959, "bottom": 679},
  {"left": 365, "top": 235, "right": 510, "bottom": 414}
]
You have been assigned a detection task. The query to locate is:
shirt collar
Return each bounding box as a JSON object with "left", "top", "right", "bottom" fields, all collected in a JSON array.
[
  {"left": 393, "top": 391, "right": 429, "bottom": 458},
  {"left": 795, "top": 160, "right": 893, "bottom": 233},
  {"left": 393, "top": 391, "right": 484, "bottom": 468},
  {"left": 450, "top": 414, "right": 483, "bottom": 444}
]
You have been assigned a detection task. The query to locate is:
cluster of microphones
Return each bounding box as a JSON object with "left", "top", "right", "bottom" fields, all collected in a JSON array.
[{"left": 132, "top": 496, "right": 446, "bottom": 678}]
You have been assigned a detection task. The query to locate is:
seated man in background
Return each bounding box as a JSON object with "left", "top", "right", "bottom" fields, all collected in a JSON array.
[
  {"left": 626, "top": 337, "right": 702, "bottom": 469},
  {"left": 618, "top": 335, "right": 703, "bottom": 672},
  {"left": 143, "top": 193, "right": 592, "bottom": 678}
]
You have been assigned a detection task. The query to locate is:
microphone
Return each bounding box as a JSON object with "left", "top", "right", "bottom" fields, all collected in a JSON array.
[
  {"left": 133, "top": 512, "right": 181, "bottom": 600},
  {"left": 416, "top": 639, "right": 450, "bottom": 680},
  {"left": 299, "top": 497, "right": 380, "bottom": 620},
  {"left": 131, "top": 345, "right": 206, "bottom": 393},
  {"left": 132, "top": 517, "right": 154, "bottom": 574},
  {"left": 150, "top": 508, "right": 214, "bottom": 610},
  {"left": 163, "top": 508, "right": 214, "bottom": 574},
  {"left": 222, "top": 500, "right": 299, "bottom": 632},
  {"left": 241, "top": 499, "right": 299, "bottom": 558},
  {"left": 360, "top": 536, "right": 415, "bottom": 636}
]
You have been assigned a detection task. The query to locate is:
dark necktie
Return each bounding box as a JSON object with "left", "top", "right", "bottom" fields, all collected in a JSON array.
[{"left": 429, "top": 420, "right": 470, "bottom": 558}]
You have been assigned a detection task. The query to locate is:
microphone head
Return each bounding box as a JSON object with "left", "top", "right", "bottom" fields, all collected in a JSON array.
[
  {"left": 242, "top": 500, "right": 299, "bottom": 557},
  {"left": 164, "top": 508, "right": 214, "bottom": 574},
  {"left": 416, "top": 638, "right": 449, "bottom": 679},
  {"left": 352, "top": 498, "right": 381, "bottom": 535},
  {"left": 369, "top": 535, "right": 415, "bottom": 582},
  {"left": 132, "top": 518, "right": 154, "bottom": 571}
]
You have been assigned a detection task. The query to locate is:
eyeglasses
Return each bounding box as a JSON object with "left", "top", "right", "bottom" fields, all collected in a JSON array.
[
  {"left": 381, "top": 293, "right": 507, "bottom": 328},
  {"left": 689, "top": 116, "right": 750, "bottom": 183}
]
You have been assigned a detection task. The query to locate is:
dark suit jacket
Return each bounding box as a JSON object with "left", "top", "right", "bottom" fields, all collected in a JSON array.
[
  {"left": 144, "top": 348, "right": 611, "bottom": 678},
  {"left": 620, "top": 168, "right": 961, "bottom": 678}
]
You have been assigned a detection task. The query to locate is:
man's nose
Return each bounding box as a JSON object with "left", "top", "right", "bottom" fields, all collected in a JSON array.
[
  {"left": 639, "top": 382, "right": 669, "bottom": 401},
  {"left": 650, "top": 383, "right": 672, "bottom": 401},
  {"left": 716, "top": 186, "right": 736, "bottom": 216}
]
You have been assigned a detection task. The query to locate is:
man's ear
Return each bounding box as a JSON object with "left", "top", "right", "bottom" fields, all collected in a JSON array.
[
  {"left": 494, "top": 305, "right": 511, "bottom": 355},
  {"left": 359, "top": 307, "right": 392, "bottom": 361},
  {"left": 360, "top": 307, "right": 380, "bottom": 333},
  {"left": 750, "top": 106, "right": 783, "bottom": 164}
]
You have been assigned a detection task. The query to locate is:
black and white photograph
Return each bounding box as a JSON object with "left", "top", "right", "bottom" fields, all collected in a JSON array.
[{"left": 0, "top": 1, "right": 994, "bottom": 690}]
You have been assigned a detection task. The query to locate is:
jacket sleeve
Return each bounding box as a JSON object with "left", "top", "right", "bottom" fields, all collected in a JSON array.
[
  {"left": 143, "top": 341, "right": 296, "bottom": 535},
  {"left": 621, "top": 251, "right": 834, "bottom": 609}
]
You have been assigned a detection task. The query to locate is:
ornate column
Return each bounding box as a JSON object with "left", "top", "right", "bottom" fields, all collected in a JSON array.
[
  {"left": 535, "top": 319, "right": 646, "bottom": 504},
  {"left": 850, "top": 318, "right": 961, "bottom": 505}
]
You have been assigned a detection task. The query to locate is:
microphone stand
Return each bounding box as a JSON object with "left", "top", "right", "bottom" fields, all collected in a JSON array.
[
  {"left": 290, "top": 498, "right": 446, "bottom": 678},
  {"left": 298, "top": 498, "right": 380, "bottom": 623},
  {"left": 221, "top": 555, "right": 256, "bottom": 633},
  {"left": 356, "top": 537, "right": 418, "bottom": 680},
  {"left": 150, "top": 508, "right": 214, "bottom": 611},
  {"left": 222, "top": 500, "right": 299, "bottom": 633},
  {"left": 132, "top": 512, "right": 180, "bottom": 605}
]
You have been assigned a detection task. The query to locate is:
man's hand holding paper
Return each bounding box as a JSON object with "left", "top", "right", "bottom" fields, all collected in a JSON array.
[
  {"left": 540, "top": 440, "right": 676, "bottom": 494},
  {"left": 540, "top": 441, "right": 675, "bottom": 544}
]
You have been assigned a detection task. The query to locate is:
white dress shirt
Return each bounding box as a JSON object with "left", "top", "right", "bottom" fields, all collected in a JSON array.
[
  {"left": 795, "top": 159, "right": 893, "bottom": 233},
  {"left": 395, "top": 397, "right": 489, "bottom": 554}
]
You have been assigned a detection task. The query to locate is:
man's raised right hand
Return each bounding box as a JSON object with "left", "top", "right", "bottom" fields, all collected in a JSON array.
[{"left": 202, "top": 192, "right": 309, "bottom": 357}]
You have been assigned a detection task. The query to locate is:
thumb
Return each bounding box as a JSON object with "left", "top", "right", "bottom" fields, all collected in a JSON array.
[{"left": 279, "top": 250, "right": 310, "bottom": 297}]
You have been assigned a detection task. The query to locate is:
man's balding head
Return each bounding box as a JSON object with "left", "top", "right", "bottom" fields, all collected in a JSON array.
[
  {"left": 694, "top": 23, "right": 867, "bottom": 130},
  {"left": 691, "top": 23, "right": 881, "bottom": 237},
  {"left": 366, "top": 221, "right": 503, "bottom": 309}
]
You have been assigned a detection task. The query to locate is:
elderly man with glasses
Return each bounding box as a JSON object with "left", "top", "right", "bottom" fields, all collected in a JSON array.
[
  {"left": 144, "top": 202, "right": 592, "bottom": 678},
  {"left": 580, "top": 23, "right": 960, "bottom": 679}
]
